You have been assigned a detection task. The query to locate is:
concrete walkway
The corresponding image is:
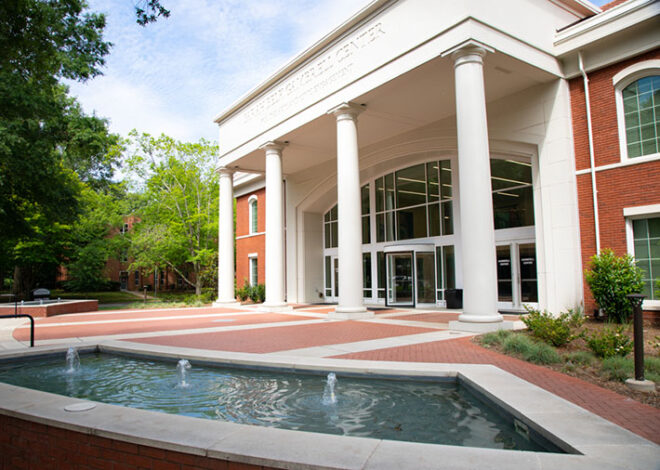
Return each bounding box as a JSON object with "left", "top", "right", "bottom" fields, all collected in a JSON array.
[{"left": 1, "top": 304, "right": 658, "bottom": 445}]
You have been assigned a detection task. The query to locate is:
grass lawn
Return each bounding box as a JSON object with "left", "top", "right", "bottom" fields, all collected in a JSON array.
[{"left": 50, "top": 290, "right": 142, "bottom": 304}]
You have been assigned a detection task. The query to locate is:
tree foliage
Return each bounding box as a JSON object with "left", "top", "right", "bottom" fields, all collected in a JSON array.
[
  {"left": 135, "top": 0, "right": 170, "bottom": 26},
  {"left": 584, "top": 249, "right": 645, "bottom": 323},
  {"left": 124, "top": 132, "right": 218, "bottom": 295}
]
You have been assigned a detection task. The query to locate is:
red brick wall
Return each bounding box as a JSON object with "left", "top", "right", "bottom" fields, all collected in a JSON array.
[
  {"left": 570, "top": 49, "right": 660, "bottom": 314},
  {"left": 0, "top": 414, "right": 275, "bottom": 469},
  {"left": 236, "top": 189, "right": 266, "bottom": 289}
]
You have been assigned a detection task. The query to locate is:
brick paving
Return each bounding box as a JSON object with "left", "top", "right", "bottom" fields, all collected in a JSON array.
[
  {"left": 128, "top": 321, "right": 437, "bottom": 353},
  {"left": 333, "top": 336, "right": 660, "bottom": 444}
]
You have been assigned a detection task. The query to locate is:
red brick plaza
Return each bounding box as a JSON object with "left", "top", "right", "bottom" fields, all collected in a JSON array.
[{"left": 9, "top": 305, "right": 659, "bottom": 445}]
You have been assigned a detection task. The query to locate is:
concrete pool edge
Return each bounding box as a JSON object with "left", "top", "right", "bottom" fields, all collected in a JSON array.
[{"left": 0, "top": 341, "right": 657, "bottom": 470}]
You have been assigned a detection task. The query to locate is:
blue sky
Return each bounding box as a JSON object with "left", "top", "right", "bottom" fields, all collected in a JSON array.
[{"left": 67, "top": 0, "right": 612, "bottom": 144}]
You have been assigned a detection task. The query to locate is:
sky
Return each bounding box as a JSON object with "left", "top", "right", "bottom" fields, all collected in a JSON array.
[
  {"left": 67, "top": 0, "right": 612, "bottom": 144},
  {"left": 66, "top": 0, "right": 372, "bottom": 143}
]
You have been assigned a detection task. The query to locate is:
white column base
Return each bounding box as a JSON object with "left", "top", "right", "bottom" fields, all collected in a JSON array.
[
  {"left": 328, "top": 308, "right": 374, "bottom": 320},
  {"left": 258, "top": 303, "right": 293, "bottom": 313},
  {"left": 213, "top": 300, "right": 241, "bottom": 307},
  {"left": 449, "top": 320, "right": 515, "bottom": 333}
]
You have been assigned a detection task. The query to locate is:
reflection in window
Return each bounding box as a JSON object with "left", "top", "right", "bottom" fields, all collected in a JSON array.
[
  {"left": 632, "top": 217, "right": 660, "bottom": 300},
  {"left": 623, "top": 76, "right": 659, "bottom": 158},
  {"left": 490, "top": 159, "right": 534, "bottom": 229},
  {"left": 363, "top": 252, "right": 372, "bottom": 298}
]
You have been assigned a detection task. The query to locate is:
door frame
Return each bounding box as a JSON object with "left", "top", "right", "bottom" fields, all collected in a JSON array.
[
  {"left": 496, "top": 240, "right": 538, "bottom": 311},
  {"left": 384, "top": 244, "right": 435, "bottom": 308}
]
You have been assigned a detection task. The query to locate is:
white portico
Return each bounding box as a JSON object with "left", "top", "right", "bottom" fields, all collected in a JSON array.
[{"left": 214, "top": 0, "right": 591, "bottom": 329}]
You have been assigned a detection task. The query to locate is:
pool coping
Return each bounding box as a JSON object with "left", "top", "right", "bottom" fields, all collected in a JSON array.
[{"left": 0, "top": 340, "right": 657, "bottom": 470}]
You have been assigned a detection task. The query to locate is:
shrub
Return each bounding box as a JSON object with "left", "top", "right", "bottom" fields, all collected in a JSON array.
[
  {"left": 480, "top": 329, "right": 512, "bottom": 347},
  {"left": 521, "top": 307, "right": 579, "bottom": 347},
  {"left": 645, "top": 356, "right": 660, "bottom": 383},
  {"left": 563, "top": 350, "right": 596, "bottom": 367},
  {"left": 249, "top": 283, "right": 265, "bottom": 303},
  {"left": 584, "top": 249, "right": 644, "bottom": 323},
  {"left": 502, "top": 334, "right": 536, "bottom": 356},
  {"left": 524, "top": 342, "right": 561, "bottom": 365},
  {"left": 236, "top": 280, "right": 250, "bottom": 302},
  {"left": 600, "top": 356, "right": 632, "bottom": 382},
  {"left": 584, "top": 325, "right": 633, "bottom": 358}
]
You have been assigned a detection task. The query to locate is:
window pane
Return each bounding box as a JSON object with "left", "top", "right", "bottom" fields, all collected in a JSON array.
[
  {"left": 324, "top": 224, "right": 331, "bottom": 249},
  {"left": 385, "top": 212, "right": 395, "bottom": 241},
  {"left": 440, "top": 160, "right": 452, "bottom": 200},
  {"left": 397, "top": 206, "right": 427, "bottom": 240},
  {"left": 628, "top": 142, "right": 642, "bottom": 158},
  {"left": 648, "top": 217, "right": 660, "bottom": 238},
  {"left": 395, "top": 164, "right": 426, "bottom": 208},
  {"left": 377, "top": 251, "right": 385, "bottom": 293},
  {"left": 428, "top": 202, "right": 440, "bottom": 237},
  {"left": 376, "top": 177, "right": 384, "bottom": 212},
  {"left": 650, "top": 239, "right": 660, "bottom": 259},
  {"left": 362, "top": 216, "right": 370, "bottom": 244},
  {"left": 493, "top": 186, "right": 535, "bottom": 229},
  {"left": 426, "top": 162, "right": 439, "bottom": 203},
  {"left": 331, "top": 221, "right": 338, "bottom": 248},
  {"left": 385, "top": 174, "right": 395, "bottom": 211},
  {"left": 642, "top": 139, "right": 657, "bottom": 155},
  {"left": 442, "top": 201, "right": 453, "bottom": 235},
  {"left": 416, "top": 252, "right": 436, "bottom": 304},
  {"left": 363, "top": 253, "right": 372, "bottom": 291},
  {"left": 361, "top": 184, "right": 370, "bottom": 215},
  {"left": 490, "top": 160, "right": 532, "bottom": 190},
  {"left": 330, "top": 205, "right": 337, "bottom": 221},
  {"left": 376, "top": 214, "right": 384, "bottom": 242},
  {"left": 443, "top": 245, "right": 455, "bottom": 290},
  {"left": 325, "top": 256, "right": 331, "bottom": 289}
]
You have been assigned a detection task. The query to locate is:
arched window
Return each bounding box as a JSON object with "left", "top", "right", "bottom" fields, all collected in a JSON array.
[
  {"left": 614, "top": 60, "right": 660, "bottom": 160},
  {"left": 248, "top": 195, "right": 258, "bottom": 234}
]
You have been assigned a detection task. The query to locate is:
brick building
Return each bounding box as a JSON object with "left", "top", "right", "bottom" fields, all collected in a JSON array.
[{"left": 217, "top": 0, "right": 659, "bottom": 326}]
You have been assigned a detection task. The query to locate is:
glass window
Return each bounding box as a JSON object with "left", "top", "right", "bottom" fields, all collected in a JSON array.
[
  {"left": 395, "top": 164, "right": 427, "bottom": 209},
  {"left": 623, "top": 76, "right": 660, "bottom": 158},
  {"left": 396, "top": 206, "right": 427, "bottom": 240},
  {"left": 363, "top": 252, "right": 372, "bottom": 298},
  {"left": 134, "top": 270, "right": 139, "bottom": 286},
  {"left": 377, "top": 251, "right": 386, "bottom": 298},
  {"left": 324, "top": 204, "right": 338, "bottom": 248},
  {"left": 362, "top": 184, "right": 370, "bottom": 244},
  {"left": 632, "top": 217, "right": 660, "bottom": 300},
  {"left": 249, "top": 198, "right": 258, "bottom": 234},
  {"left": 249, "top": 257, "right": 258, "bottom": 286},
  {"left": 435, "top": 245, "right": 455, "bottom": 301},
  {"left": 490, "top": 159, "right": 534, "bottom": 229},
  {"left": 325, "top": 256, "right": 331, "bottom": 297}
]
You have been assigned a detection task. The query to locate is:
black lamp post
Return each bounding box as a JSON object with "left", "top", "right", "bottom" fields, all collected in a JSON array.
[{"left": 626, "top": 293, "right": 654, "bottom": 392}]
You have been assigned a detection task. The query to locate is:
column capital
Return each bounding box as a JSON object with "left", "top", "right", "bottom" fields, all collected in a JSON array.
[
  {"left": 442, "top": 40, "right": 494, "bottom": 66},
  {"left": 327, "top": 102, "right": 364, "bottom": 121},
  {"left": 216, "top": 166, "right": 234, "bottom": 176},
  {"left": 259, "top": 140, "right": 287, "bottom": 154}
]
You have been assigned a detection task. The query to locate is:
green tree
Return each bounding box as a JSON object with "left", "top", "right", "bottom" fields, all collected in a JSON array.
[
  {"left": 0, "top": 0, "right": 114, "bottom": 297},
  {"left": 585, "top": 249, "right": 645, "bottom": 323},
  {"left": 124, "top": 132, "right": 218, "bottom": 295}
]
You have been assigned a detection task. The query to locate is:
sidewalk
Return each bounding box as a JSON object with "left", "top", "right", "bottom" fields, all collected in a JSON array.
[{"left": 2, "top": 304, "right": 658, "bottom": 444}]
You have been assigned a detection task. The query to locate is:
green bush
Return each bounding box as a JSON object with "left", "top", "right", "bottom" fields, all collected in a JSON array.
[
  {"left": 480, "top": 329, "right": 512, "bottom": 347},
  {"left": 521, "top": 307, "right": 580, "bottom": 347},
  {"left": 600, "top": 356, "right": 633, "bottom": 382},
  {"left": 584, "top": 249, "right": 644, "bottom": 323},
  {"left": 502, "top": 334, "right": 536, "bottom": 356},
  {"left": 524, "top": 342, "right": 562, "bottom": 365},
  {"left": 584, "top": 325, "right": 633, "bottom": 358},
  {"left": 236, "top": 280, "right": 250, "bottom": 302},
  {"left": 249, "top": 283, "right": 265, "bottom": 303},
  {"left": 563, "top": 350, "right": 596, "bottom": 367}
]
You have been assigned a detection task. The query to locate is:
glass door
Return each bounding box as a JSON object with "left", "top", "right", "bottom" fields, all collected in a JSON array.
[
  {"left": 416, "top": 252, "right": 436, "bottom": 305},
  {"left": 386, "top": 252, "right": 414, "bottom": 306},
  {"left": 496, "top": 242, "right": 538, "bottom": 310}
]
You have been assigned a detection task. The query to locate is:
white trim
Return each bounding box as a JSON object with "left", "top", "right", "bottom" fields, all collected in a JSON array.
[
  {"left": 236, "top": 232, "right": 265, "bottom": 240},
  {"left": 575, "top": 152, "right": 660, "bottom": 175},
  {"left": 623, "top": 204, "right": 660, "bottom": 218},
  {"left": 247, "top": 253, "right": 259, "bottom": 258},
  {"left": 248, "top": 254, "right": 258, "bottom": 286},
  {"left": 613, "top": 61, "right": 660, "bottom": 162}
]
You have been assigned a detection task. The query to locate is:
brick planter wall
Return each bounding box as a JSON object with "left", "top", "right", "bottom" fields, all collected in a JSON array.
[
  {"left": 0, "top": 414, "right": 277, "bottom": 470},
  {"left": 0, "top": 300, "right": 98, "bottom": 318}
]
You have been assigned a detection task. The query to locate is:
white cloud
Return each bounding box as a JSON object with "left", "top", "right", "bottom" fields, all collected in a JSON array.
[{"left": 67, "top": 0, "right": 372, "bottom": 143}]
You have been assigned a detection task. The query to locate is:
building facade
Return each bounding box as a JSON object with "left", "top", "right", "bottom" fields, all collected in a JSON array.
[{"left": 215, "top": 0, "right": 660, "bottom": 327}]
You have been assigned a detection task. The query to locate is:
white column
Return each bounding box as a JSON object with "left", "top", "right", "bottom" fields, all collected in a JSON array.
[
  {"left": 327, "top": 103, "right": 373, "bottom": 319},
  {"left": 214, "top": 167, "right": 238, "bottom": 306},
  {"left": 447, "top": 44, "right": 507, "bottom": 331},
  {"left": 260, "top": 141, "right": 289, "bottom": 311}
]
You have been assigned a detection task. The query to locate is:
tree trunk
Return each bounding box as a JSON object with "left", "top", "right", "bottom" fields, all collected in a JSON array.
[{"left": 13, "top": 265, "right": 35, "bottom": 300}]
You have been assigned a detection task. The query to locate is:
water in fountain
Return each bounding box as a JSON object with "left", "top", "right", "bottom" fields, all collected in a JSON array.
[
  {"left": 322, "top": 372, "right": 337, "bottom": 405},
  {"left": 177, "top": 359, "right": 192, "bottom": 388},
  {"left": 65, "top": 347, "right": 80, "bottom": 374}
]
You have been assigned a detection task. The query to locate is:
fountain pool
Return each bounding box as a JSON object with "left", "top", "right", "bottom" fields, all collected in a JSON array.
[
  {"left": 0, "top": 350, "right": 557, "bottom": 452},
  {"left": 0, "top": 342, "right": 656, "bottom": 470}
]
